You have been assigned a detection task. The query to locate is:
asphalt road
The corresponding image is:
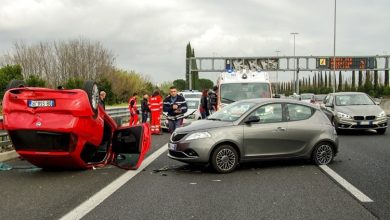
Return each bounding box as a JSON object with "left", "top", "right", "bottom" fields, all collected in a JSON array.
[{"left": 0, "top": 127, "right": 389, "bottom": 219}]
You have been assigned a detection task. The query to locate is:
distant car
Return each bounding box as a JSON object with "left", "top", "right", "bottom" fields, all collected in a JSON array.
[
  {"left": 312, "top": 94, "right": 327, "bottom": 106},
  {"left": 168, "top": 99, "right": 338, "bottom": 173},
  {"left": 300, "top": 93, "right": 315, "bottom": 103},
  {"left": 183, "top": 98, "right": 202, "bottom": 122},
  {"left": 321, "top": 92, "right": 387, "bottom": 134},
  {"left": 180, "top": 90, "right": 202, "bottom": 99},
  {"left": 0, "top": 80, "right": 151, "bottom": 170}
]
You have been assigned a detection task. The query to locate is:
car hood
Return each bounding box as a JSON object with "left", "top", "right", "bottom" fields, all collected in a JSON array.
[
  {"left": 176, "top": 119, "right": 233, "bottom": 133},
  {"left": 335, "top": 105, "right": 383, "bottom": 116}
]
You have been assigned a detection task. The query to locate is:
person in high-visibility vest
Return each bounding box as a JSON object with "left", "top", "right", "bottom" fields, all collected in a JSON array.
[
  {"left": 128, "top": 92, "right": 139, "bottom": 126},
  {"left": 148, "top": 90, "right": 163, "bottom": 134}
]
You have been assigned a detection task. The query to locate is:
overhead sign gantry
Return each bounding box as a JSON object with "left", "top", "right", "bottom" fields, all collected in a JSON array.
[{"left": 187, "top": 55, "right": 390, "bottom": 92}]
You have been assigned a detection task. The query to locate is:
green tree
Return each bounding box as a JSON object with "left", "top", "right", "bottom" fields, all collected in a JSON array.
[
  {"left": 374, "top": 70, "right": 378, "bottom": 89},
  {"left": 358, "top": 70, "right": 363, "bottom": 87},
  {"left": 173, "top": 79, "right": 186, "bottom": 91},
  {"left": 385, "top": 70, "right": 389, "bottom": 87},
  {"left": 351, "top": 70, "right": 356, "bottom": 91},
  {"left": 64, "top": 77, "right": 84, "bottom": 89},
  {"left": 338, "top": 71, "right": 342, "bottom": 91},
  {"left": 158, "top": 81, "right": 173, "bottom": 97},
  {"left": 198, "top": 78, "right": 214, "bottom": 90},
  {"left": 98, "top": 77, "right": 116, "bottom": 105},
  {"left": 25, "top": 74, "right": 46, "bottom": 87},
  {"left": 0, "top": 64, "right": 23, "bottom": 98},
  {"left": 324, "top": 72, "right": 328, "bottom": 88}
]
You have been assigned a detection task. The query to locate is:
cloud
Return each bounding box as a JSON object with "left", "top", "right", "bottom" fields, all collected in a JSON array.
[{"left": 1, "top": 0, "right": 390, "bottom": 84}]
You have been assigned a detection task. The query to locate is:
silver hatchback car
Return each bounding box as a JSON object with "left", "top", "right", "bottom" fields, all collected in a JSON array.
[{"left": 168, "top": 99, "right": 338, "bottom": 173}]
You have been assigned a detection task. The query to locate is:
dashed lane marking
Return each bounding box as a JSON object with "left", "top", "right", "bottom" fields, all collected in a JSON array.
[
  {"left": 319, "top": 165, "right": 373, "bottom": 203},
  {"left": 60, "top": 144, "right": 168, "bottom": 220}
]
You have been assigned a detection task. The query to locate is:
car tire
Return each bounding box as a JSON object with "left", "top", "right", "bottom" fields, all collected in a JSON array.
[
  {"left": 6, "top": 80, "right": 26, "bottom": 90},
  {"left": 210, "top": 144, "right": 238, "bottom": 173},
  {"left": 83, "top": 80, "right": 99, "bottom": 118},
  {"left": 312, "top": 142, "right": 334, "bottom": 165},
  {"left": 377, "top": 128, "right": 386, "bottom": 135}
]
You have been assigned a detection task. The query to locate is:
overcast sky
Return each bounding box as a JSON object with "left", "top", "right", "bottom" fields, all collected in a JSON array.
[{"left": 1, "top": 0, "right": 389, "bottom": 84}]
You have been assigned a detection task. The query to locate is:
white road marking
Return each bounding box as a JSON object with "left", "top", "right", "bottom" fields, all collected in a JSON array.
[
  {"left": 319, "top": 165, "right": 373, "bottom": 203},
  {"left": 60, "top": 144, "right": 168, "bottom": 220}
]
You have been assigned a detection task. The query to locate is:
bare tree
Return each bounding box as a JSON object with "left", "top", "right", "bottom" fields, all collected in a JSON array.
[{"left": 4, "top": 38, "right": 115, "bottom": 87}]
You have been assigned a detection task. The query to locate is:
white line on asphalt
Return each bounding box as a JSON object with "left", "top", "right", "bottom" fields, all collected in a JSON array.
[
  {"left": 60, "top": 144, "right": 168, "bottom": 220},
  {"left": 319, "top": 165, "right": 373, "bottom": 203}
]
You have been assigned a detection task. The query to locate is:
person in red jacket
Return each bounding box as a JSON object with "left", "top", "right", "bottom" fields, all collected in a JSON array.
[
  {"left": 128, "top": 92, "right": 139, "bottom": 126},
  {"left": 148, "top": 90, "right": 163, "bottom": 134}
]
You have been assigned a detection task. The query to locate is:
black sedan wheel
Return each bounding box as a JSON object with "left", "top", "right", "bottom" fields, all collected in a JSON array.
[
  {"left": 312, "top": 142, "right": 334, "bottom": 165},
  {"left": 211, "top": 145, "right": 238, "bottom": 173}
]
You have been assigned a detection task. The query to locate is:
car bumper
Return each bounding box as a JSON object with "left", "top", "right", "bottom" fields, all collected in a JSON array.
[
  {"left": 335, "top": 117, "right": 388, "bottom": 130},
  {"left": 167, "top": 138, "right": 215, "bottom": 163}
]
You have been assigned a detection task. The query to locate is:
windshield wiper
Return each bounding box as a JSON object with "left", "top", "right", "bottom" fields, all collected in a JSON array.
[
  {"left": 221, "top": 97, "right": 235, "bottom": 103},
  {"left": 207, "top": 118, "right": 221, "bottom": 121}
]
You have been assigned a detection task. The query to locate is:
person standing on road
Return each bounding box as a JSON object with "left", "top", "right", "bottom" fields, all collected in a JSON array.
[
  {"left": 208, "top": 86, "right": 218, "bottom": 114},
  {"left": 141, "top": 94, "right": 150, "bottom": 123},
  {"left": 149, "top": 90, "right": 163, "bottom": 134},
  {"left": 128, "top": 92, "right": 139, "bottom": 125},
  {"left": 163, "top": 86, "right": 187, "bottom": 133},
  {"left": 99, "top": 91, "right": 106, "bottom": 110},
  {"left": 200, "top": 89, "right": 209, "bottom": 119}
]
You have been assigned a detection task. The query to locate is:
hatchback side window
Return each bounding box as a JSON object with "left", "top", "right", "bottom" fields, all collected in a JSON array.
[
  {"left": 249, "top": 104, "right": 283, "bottom": 123},
  {"left": 287, "top": 104, "right": 314, "bottom": 121}
]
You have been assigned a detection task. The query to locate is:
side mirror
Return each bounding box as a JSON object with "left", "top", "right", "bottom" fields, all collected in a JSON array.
[
  {"left": 325, "top": 103, "right": 334, "bottom": 108},
  {"left": 245, "top": 115, "right": 260, "bottom": 124}
]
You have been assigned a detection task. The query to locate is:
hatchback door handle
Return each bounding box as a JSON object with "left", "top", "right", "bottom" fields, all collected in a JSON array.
[{"left": 275, "top": 127, "right": 286, "bottom": 132}]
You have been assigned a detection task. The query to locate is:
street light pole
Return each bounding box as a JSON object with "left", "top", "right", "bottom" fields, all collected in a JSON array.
[
  {"left": 291, "top": 32, "right": 299, "bottom": 94},
  {"left": 275, "top": 50, "right": 280, "bottom": 94},
  {"left": 333, "top": 0, "right": 337, "bottom": 93}
]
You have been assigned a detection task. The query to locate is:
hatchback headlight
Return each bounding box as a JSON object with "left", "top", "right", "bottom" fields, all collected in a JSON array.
[
  {"left": 185, "top": 132, "right": 211, "bottom": 141},
  {"left": 337, "top": 112, "right": 352, "bottom": 119},
  {"left": 378, "top": 111, "right": 386, "bottom": 117}
]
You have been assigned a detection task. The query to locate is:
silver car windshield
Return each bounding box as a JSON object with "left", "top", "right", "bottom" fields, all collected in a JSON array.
[
  {"left": 208, "top": 102, "right": 256, "bottom": 122},
  {"left": 335, "top": 94, "right": 375, "bottom": 106},
  {"left": 220, "top": 83, "right": 270, "bottom": 103}
]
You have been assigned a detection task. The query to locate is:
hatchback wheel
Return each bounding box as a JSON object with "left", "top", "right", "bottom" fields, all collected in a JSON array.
[
  {"left": 312, "top": 142, "right": 334, "bottom": 165},
  {"left": 211, "top": 145, "right": 238, "bottom": 173},
  {"left": 83, "top": 81, "right": 99, "bottom": 118}
]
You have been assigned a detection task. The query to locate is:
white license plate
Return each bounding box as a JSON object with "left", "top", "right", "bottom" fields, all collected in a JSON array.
[
  {"left": 360, "top": 121, "right": 370, "bottom": 125},
  {"left": 168, "top": 143, "right": 177, "bottom": 151},
  {"left": 28, "top": 100, "right": 55, "bottom": 108}
]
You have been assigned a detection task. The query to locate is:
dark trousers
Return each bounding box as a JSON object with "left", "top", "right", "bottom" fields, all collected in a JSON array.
[{"left": 142, "top": 112, "right": 149, "bottom": 123}]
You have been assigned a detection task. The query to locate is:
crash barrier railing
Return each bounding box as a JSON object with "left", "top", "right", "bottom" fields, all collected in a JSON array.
[
  {"left": 0, "top": 106, "right": 132, "bottom": 149},
  {"left": 0, "top": 132, "right": 11, "bottom": 149}
]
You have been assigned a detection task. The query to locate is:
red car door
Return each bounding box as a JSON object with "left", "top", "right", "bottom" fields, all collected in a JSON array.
[{"left": 112, "top": 123, "right": 151, "bottom": 169}]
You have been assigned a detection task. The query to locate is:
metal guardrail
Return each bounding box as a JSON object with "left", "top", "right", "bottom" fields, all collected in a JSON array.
[{"left": 0, "top": 106, "right": 131, "bottom": 149}]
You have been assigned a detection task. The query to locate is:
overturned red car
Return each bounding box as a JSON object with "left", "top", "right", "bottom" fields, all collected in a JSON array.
[{"left": 0, "top": 80, "right": 151, "bottom": 170}]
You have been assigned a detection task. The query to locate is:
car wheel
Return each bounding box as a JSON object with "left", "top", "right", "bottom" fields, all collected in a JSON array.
[
  {"left": 83, "top": 81, "right": 99, "bottom": 118},
  {"left": 377, "top": 128, "right": 386, "bottom": 135},
  {"left": 312, "top": 142, "right": 334, "bottom": 165},
  {"left": 6, "top": 80, "right": 26, "bottom": 90},
  {"left": 211, "top": 145, "right": 238, "bottom": 173}
]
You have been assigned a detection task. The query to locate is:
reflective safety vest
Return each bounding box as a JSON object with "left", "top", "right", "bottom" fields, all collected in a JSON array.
[{"left": 149, "top": 95, "right": 163, "bottom": 112}]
